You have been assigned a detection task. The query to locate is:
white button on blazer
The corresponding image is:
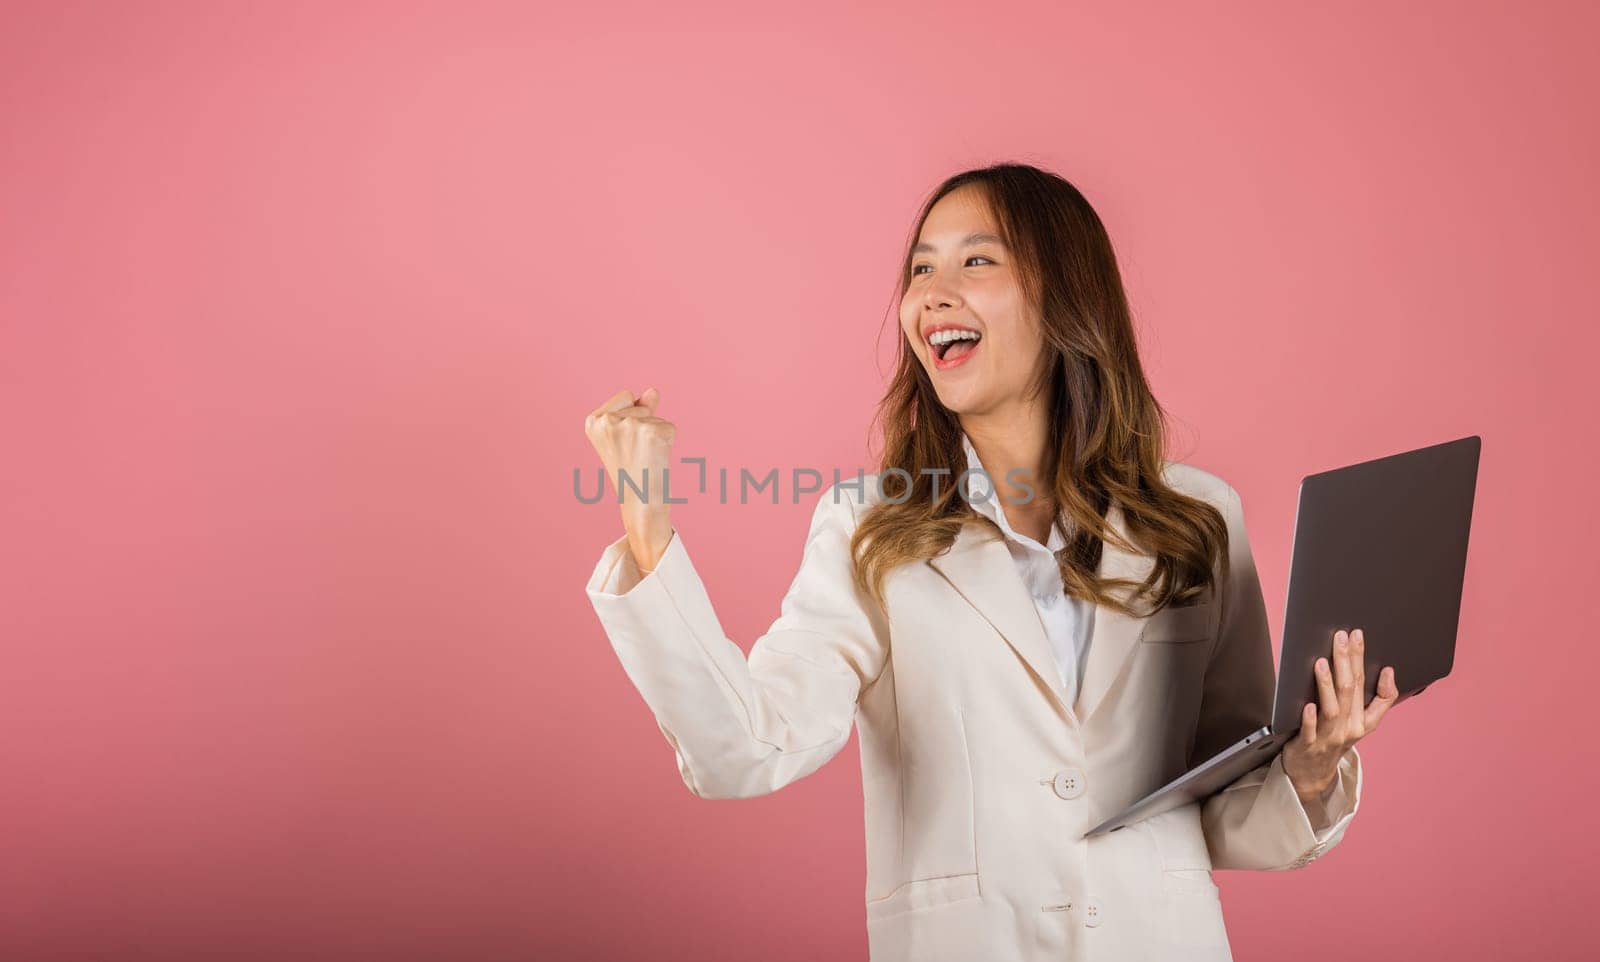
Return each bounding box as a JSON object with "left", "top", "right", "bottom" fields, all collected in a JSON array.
[{"left": 587, "top": 459, "right": 1360, "bottom": 961}]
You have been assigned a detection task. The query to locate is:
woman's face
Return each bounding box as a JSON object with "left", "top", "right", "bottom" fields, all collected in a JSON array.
[{"left": 899, "top": 185, "right": 1044, "bottom": 417}]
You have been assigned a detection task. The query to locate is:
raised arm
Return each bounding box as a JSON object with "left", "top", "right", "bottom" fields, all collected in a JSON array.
[{"left": 586, "top": 482, "right": 890, "bottom": 799}]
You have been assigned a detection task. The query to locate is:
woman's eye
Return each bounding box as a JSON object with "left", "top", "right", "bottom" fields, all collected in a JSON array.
[{"left": 912, "top": 256, "right": 994, "bottom": 275}]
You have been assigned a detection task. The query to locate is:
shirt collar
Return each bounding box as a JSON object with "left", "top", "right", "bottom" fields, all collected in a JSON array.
[{"left": 961, "top": 432, "right": 1066, "bottom": 553}]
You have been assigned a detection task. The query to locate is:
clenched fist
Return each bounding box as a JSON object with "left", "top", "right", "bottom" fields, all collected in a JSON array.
[{"left": 584, "top": 387, "right": 677, "bottom": 573}]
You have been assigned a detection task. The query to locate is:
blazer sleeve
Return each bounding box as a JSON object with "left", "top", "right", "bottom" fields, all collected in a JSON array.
[
  {"left": 584, "top": 482, "right": 891, "bottom": 800},
  {"left": 1195, "top": 482, "right": 1363, "bottom": 870}
]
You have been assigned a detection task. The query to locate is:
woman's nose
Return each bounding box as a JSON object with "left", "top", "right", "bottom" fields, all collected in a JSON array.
[{"left": 923, "top": 281, "right": 961, "bottom": 309}]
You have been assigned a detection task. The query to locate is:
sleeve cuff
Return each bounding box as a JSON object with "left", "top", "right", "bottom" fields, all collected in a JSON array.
[
  {"left": 1301, "top": 768, "right": 1349, "bottom": 837},
  {"left": 1274, "top": 745, "right": 1363, "bottom": 858},
  {"left": 588, "top": 529, "right": 680, "bottom": 598}
]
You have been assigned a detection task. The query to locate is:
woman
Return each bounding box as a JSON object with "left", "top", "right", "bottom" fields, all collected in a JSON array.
[{"left": 582, "top": 163, "right": 1399, "bottom": 961}]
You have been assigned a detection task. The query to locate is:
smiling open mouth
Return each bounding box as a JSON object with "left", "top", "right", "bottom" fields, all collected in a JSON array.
[{"left": 929, "top": 328, "right": 982, "bottom": 368}]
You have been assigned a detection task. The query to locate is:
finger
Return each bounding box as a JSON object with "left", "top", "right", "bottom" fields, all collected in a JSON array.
[
  {"left": 639, "top": 416, "right": 676, "bottom": 442},
  {"left": 1349, "top": 628, "right": 1367, "bottom": 733},
  {"left": 1332, "top": 629, "right": 1355, "bottom": 725},
  {"left": 592, "top": 388, "right": 638, "bottom": 418},
  {"left": 1300, "top": 701, "right": 1318, "bottom": 747},
  {"left": 1314, "top": 650, "right": 1339, "bottom": 722},
  {"left": 1364, "top": 665, "right": 1400, "bottom": 731},
  {"left": 593, "top": 403, "right": 662, "bottom": 426},
  {"left": 638, "top": 387, "right": 660, "bottom": 413},
  {"left": 587, "top": 390, "right": 640, "bottom": 431}
]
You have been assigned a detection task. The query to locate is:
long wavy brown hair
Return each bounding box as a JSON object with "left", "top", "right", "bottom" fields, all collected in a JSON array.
[{"left": 850, "top": 163, "right": 1228, "bottom": 618}]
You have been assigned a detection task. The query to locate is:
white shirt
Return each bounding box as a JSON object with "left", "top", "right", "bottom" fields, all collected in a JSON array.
[{"left": 959, "top": 433, "right": 1094, "bottom": 703}]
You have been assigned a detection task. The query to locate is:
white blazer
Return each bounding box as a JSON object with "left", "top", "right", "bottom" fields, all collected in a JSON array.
[{"left": 586, "top": 460, "right": 1362, "bottom": 961}]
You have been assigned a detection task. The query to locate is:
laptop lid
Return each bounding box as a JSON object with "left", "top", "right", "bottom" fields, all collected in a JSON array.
[{"left": 1269, "top": 435, "right": 1482, "bottom": 734}]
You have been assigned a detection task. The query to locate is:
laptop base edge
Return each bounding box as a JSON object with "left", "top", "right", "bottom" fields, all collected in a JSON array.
[{"left": 1082, "top": 727, "right": 1286, "bottom": 838}]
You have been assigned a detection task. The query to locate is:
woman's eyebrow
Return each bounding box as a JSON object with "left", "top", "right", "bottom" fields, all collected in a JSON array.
[{"left": 911, "top": 232, "right": 1007, "bottom": 255}]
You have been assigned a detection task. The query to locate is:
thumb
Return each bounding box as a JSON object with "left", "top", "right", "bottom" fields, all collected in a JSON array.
[{"left": 638, "top": 386, "right": 660, "bottom": 413}]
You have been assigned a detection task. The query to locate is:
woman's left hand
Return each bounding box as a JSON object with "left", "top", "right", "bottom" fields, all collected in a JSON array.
[{"left": 1281, "top": 627, "right": 1400, "bottom": 802}]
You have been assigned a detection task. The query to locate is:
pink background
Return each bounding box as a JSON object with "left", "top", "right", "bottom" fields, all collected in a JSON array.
[{"left": 3, "top": 1, "right": 1596, "bottom": 959}]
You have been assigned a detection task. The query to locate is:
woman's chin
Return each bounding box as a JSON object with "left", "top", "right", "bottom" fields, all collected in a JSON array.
[{"left": 930, "top": 384, "right": 984, "bottom": 416}]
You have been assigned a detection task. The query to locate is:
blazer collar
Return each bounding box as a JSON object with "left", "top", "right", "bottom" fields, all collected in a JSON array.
[{"left": 926, "top": 500, "right": 1156, "bottom": 728}]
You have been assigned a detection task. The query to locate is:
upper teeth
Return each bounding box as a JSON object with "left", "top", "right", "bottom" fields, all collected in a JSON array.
[{"left": 929, "top": 329, "right": 981, "bottom": 345}]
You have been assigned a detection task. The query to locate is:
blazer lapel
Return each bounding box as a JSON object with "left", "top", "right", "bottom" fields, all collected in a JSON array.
[
  {"left": 926, "top": 501, "right": 1156, "bottom": 728},
  {"left": 927, "top": 519, "right": 1073, "bottom": 720},
  {"left": 1074, "top": 500, "right": 1158, "bottom": 725}
]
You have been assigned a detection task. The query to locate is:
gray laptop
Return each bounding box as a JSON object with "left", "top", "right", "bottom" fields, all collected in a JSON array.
[{"left": 1083, "top": 434, "right": 1481, "bottom": 838}]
